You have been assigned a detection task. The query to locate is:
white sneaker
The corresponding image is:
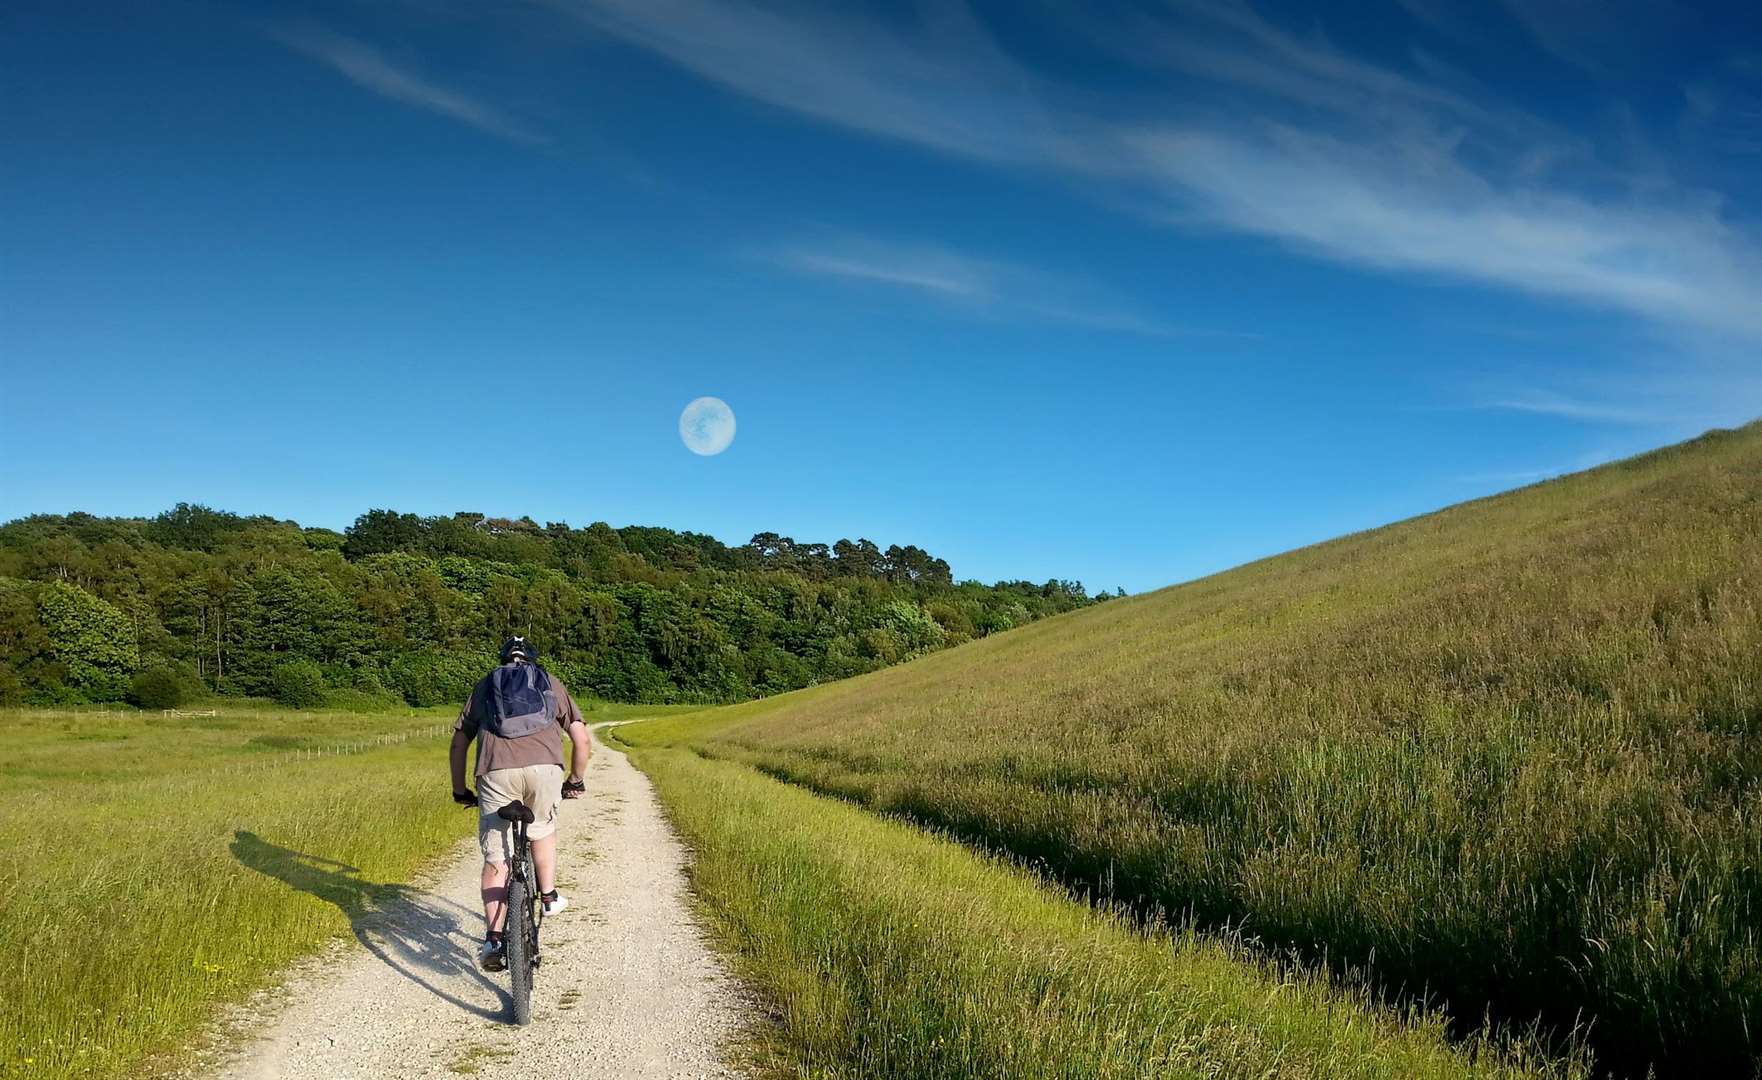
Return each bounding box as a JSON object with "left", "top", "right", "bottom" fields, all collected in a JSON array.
[
  {"left": 542, "top": 892, "right": 570, "bottom": 917},
  {"left": 478, "top": 936, "right": 506, "bottom": 972}
]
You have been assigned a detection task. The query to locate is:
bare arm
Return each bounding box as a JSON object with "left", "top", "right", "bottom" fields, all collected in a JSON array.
[
  {"left": 566, "top": 721, "right": 592, "bottom": 783},
  {"left": 548, "top": 675, "right": 592, "bottom": 785},
  {"left": 451, "top": 685, "right": 480, "bottom": 798},
  {"left": 450, "top": 729, "right": 473, "bottom": 794}
]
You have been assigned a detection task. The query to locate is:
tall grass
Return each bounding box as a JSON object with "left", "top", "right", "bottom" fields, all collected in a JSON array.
[
  {"left": 0, "top": 704, "right": 466, "bottom": 1080},
  {"left": 624, "top": 423, "right": 1762, "bottom": 1078},
  {"left": 629, "top": 742, "right": 1586, "bottom": 1079}
]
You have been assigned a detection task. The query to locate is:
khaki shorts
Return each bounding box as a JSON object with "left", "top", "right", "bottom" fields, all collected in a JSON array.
[{"left": 477, "top": 764, "right": 564, "bottom": 864}]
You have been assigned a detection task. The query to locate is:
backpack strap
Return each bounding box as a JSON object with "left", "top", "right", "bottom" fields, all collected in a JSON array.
[{"left": 531, "top": 663, "right": 559, "bottom": 722}]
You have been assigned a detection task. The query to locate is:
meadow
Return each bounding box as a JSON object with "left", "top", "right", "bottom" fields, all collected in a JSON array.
[
  {"left": 620, "top": 423, "right": 1762, "bottom": 1078},
  {"left": 0, "top": 698, "right": 680, "bottom": 1080},
  {"left": 620, "top": 738, "right": 1586, "bottom": 1078}
]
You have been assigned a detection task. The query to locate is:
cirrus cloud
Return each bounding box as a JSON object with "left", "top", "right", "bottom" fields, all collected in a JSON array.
[
  {"left": 554, "top": 0, "right": 1762, "bottom": 345},
  {"left": 276, "top": 26, "right": 546, "bottom": 145}
]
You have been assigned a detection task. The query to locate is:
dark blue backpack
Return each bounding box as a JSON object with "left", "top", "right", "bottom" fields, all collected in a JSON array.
[{"left": 473, "top": 662, "right": 558, "bottom": 739}]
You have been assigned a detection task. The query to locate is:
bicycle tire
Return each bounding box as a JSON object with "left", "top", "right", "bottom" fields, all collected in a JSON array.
[{"left": 507, "top": 871, "right": 534, "bottom": 1026}]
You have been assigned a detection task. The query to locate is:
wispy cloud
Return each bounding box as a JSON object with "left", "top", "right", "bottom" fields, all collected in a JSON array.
[
  {"left": 1497, "top": 0, "right": 1700, "bottom": 76},
  {"left": 770, "top": 236, "right": 1235, "bottom": 338},
  {"left": 1682, "top": 73, "right": 1762, "bottom": 158},
  {"left": 1121, "top": 126, "right": 1762, "bottom": 341},
  {"left": 557, "top": 0, "right": 1762, "bottom": 344},
  {"left": 277, "top": 27, "right": 544, "bottom": 145},
  {"left": 1391, "top": 0, "right": 1490, "bottom": 45},
  {"left": 1469, "top": 361, "right": 1762, "bottom": 432},
  {"left": 1480, "top": 392, "right": 1670, "bottom": 425},
  {"left": 1456, "top": 448, "right": 1620, "bottom": 487},
  {"left": 777, "top": 244, "right": 994, "bottom": 300},
  {"left": 554, "top": 0, "right": 1055, "bottom": 164}
]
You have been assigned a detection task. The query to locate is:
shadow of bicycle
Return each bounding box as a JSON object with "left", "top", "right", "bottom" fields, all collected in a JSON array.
[{"left": 230, "top": 830, "right": 509, "bottom": 1022}]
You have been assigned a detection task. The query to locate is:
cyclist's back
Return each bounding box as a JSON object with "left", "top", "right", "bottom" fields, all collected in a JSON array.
[{"left": 450, "top": 636, "right": 592, "bottom": 971}]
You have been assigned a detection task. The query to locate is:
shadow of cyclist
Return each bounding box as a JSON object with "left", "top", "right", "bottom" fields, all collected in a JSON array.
[{"left": 230, "top": 830, "right": 508, "bottom": 1021}]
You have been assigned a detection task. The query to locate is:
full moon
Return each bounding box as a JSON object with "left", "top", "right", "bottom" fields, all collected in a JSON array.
[{"left": 679, "top": 396, "right": 736, "bottom": 456}]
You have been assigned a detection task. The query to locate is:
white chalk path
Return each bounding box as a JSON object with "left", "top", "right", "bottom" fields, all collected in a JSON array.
[{"left": 192, "top": 727, "right": 747, "bottom": 1079}]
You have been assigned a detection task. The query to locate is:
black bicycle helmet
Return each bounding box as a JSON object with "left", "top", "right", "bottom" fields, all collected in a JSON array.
[{"left": 499, "top": 635, "right": 537, "bottom": 664}]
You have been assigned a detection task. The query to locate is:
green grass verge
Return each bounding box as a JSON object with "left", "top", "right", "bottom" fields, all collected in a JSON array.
[
  {"left": 577, "top": 701, "right": 709, "bottom": 726},
  {"left": 628, "top": 741, "right": 1587, "bottom": 1079},
  {"left": 0, "top": 704, "right": 467, "bottom": 1079}
]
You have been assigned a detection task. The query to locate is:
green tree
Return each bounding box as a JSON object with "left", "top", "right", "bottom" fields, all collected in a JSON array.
[
  {"left": 833, "top": 538, "right": 885, "bottom": 577},
  {"left": 145, "top": 503, "right": 245, "bottom": 553},
  {"left": 342, "top": 509, "right": 428, "bottom": 559},
  {"left": 388, "top": 651, "right": 487, "bottom": 707},
  {"left": 37, "top": 581, "right": 138, "bottom": 700},
  {"left": 877, "top": 599, "right": 946, "bottom": 655},
  {"left": 925, "top": 599, "right": 976, "bottom": 643},
  {"left": 0, "top": 505, "right": 1095, "bottom": 708},
  {"left": 0, "top": 578, "right": 59, "bottom": 699},
  {"left": 269, "top": 660, "right": 327, "bottom": 708},
  {"left": 228, "top": 567, "right": 366, "bottom": 694}
]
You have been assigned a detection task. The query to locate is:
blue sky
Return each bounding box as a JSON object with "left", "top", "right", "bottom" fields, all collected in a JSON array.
[{"left": 4, "top": 1, "right": 1761, "bottom": 594}]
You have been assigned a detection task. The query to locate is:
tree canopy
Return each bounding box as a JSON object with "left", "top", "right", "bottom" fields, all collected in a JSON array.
[{"left": 0, "top": 504, "right": 1108, "bottom": 707}]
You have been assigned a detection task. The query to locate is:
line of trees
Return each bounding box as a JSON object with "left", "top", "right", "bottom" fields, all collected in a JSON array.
[{"left": 0, "top": 504, "right": 1116, "bottom": 709}]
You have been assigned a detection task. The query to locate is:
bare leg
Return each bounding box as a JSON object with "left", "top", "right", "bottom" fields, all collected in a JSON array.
[
  {"left": 481, "top": 860, "right": 509, "bottom": 933},
  {"left": 531, "top": 833, "right": 557, "bottom": 894}
]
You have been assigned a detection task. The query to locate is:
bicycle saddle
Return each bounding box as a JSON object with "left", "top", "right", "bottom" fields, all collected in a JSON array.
[{"left": 496, "top": 800, "right": 536, "bottom": 824}]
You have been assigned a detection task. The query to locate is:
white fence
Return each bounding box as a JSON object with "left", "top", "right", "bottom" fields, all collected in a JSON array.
[{"left": 202, "top": 724, "right": 456, "bottom": 780}]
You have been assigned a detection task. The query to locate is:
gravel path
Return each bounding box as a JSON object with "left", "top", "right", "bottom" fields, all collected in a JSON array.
[{"left": 198, "top": 727, "right": 748, "bottom": 1079}]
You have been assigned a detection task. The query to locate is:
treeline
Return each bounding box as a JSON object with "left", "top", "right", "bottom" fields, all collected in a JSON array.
[{"left": 0, "top": 504, "right": 1113, "bottom": 708}]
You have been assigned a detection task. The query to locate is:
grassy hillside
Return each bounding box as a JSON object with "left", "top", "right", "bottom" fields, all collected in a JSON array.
[{"left": 622, "top": 422, "right": 1762, "bottom": 1078}]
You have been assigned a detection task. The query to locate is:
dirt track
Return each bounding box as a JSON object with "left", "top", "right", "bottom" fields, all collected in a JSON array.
[{"left": 196, "top": 727, "right": 747, "bottom": 1079}]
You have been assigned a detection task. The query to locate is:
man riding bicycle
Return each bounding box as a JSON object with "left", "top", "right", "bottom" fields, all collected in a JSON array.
[{"left": 450, "top": 635, "right": 593, "bottom": 971}]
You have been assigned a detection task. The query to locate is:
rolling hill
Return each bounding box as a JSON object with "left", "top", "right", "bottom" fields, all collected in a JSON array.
[{"left": 623, "top": 422, "right": 1762, "bottom": 1078}]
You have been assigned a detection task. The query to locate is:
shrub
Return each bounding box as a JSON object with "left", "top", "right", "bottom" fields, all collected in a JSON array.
[
  {"left": 323, "top": 687, "right": 403, "bottom": 711},
  {"left": 924, "top": 599, "right": 976, "bottom": 644},
  {"left": 128, "top": 667, "right": 187, "bottom": 709},
  {"left": 387, "top": 652, "right": 486, "bottom": 708},
  {"left": 75, "top": 671, "right": 132, "bottom": 704},
  {"left": 269, "top": 660, "right": 327, "bottom": 709},
  {"left": 350, "top": 668, "right": 390, "bottom": 695}
]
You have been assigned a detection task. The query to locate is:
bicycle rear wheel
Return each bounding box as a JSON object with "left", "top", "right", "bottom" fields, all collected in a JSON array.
[{"left": 506, "top": 871, "right": 534, "bottom": 1025}]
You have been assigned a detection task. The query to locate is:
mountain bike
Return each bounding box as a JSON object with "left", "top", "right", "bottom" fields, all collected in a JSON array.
[{"left": 494, "top": 799, "right": 543, "bottom": 1025}]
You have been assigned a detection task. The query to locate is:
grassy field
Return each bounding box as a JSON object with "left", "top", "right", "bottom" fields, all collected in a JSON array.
[
  {"left": 620, "top": 739, "right": 1586, "bottom": 1078},
  {"left": 0, "top": 698, "right": 685, "bottom": 1080},
  {"left": 619, "top": 422, "right": 1762, "bottom": 1078}
]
